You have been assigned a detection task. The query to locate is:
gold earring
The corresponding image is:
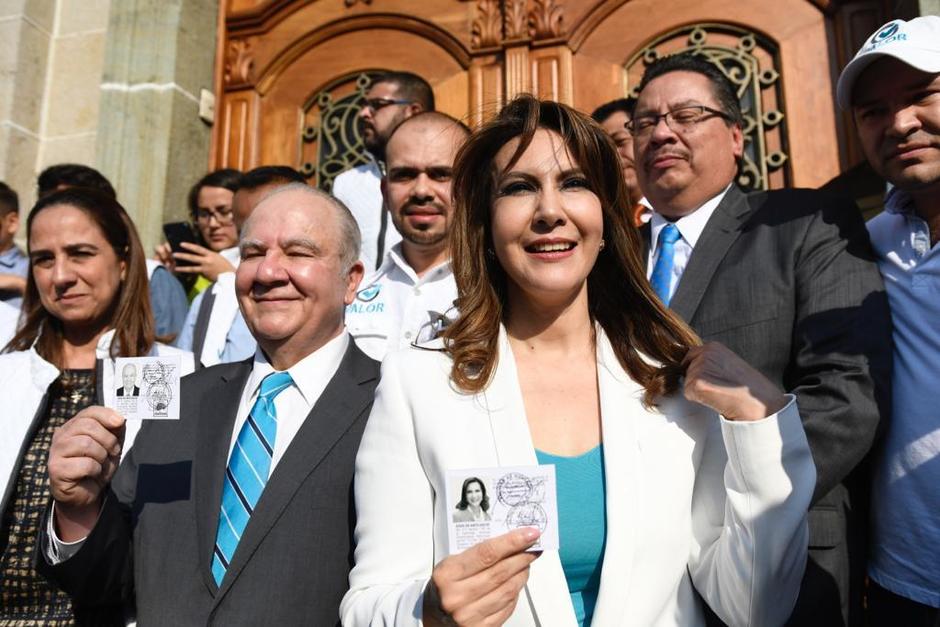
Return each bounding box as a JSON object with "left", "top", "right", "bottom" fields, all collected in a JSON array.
[{"left": 599, "top": 239, "right": 606, "bottom": 251}]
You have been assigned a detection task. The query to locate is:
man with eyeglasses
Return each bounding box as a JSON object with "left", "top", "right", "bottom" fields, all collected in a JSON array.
[
  {"left": 332, "top": 71, "right": 435, "bottom": 272},
  {"left": 632, "top": 52, "right": 891, "bottom": 627}
]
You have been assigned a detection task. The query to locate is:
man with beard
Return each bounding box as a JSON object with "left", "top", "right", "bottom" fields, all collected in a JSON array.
[
  {"left": 836, "top": 17, "right": 940, "bottom": 625},
  {"left": 333, "top": 72, "right": 435, "bottom": 272},
  {"left": 346, "top": 112, "right": 469, "bottom": 361}
]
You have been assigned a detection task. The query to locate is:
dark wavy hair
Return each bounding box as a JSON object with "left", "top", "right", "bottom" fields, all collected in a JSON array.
[
  {"left": 4, "top": 188, "right": 155, "bottom": 366},
  {"left": 455, "top": 477, "right": 490, "bottom": 512},
  {"left": 444, "top": 95, "right": 699, "bottom": 406}
]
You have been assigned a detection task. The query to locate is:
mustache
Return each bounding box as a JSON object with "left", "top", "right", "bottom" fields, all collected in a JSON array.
[
  {"left": 643, "top": 148, "right": 690, "bottom": 167},
  {"left": 403, "top": 201, "right": 446, "bottom": 214},
  {"left": 881, "top": 132, "right": 936, "bottom": 160}
]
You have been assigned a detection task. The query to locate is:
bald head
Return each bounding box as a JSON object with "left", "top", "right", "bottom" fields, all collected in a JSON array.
[
  {"left": 386, "top": 111, "right": 470, "bottom": 156},
  {"left": 383, "top": 113, "right": 469, "bottom": 273},
  {"left": 236, "top": 185, "right": 365, "bottom": 369},
  {"left": 242, "top": 183, "right": 361, "bottom": 272}
]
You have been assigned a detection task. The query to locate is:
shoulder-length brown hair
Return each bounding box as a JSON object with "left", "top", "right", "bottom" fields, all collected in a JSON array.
[
  {"left": 5, "top": 188, "right": 155, "bottom": 366},
  {"left": 444, "top": 94, "right": 699, "bottom": 406}
]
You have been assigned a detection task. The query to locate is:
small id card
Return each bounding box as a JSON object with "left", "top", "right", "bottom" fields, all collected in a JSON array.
[
  {"left": 444, "top": 465, "right": 558, "bottom": 554},
  {"left": 106, "top": 356, "right": 181, "bottom": 420}
]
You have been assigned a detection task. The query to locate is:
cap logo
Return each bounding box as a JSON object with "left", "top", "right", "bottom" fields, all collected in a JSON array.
[
  {"left": 866, "top": 21, "right": 907, "bottom": 49},
  {"left": 873, "top": 23, "right": 899, "bottom": 42}
]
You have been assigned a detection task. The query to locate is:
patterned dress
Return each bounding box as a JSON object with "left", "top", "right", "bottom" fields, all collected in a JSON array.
[{"left": 0, "top": 369, "right": 95, "bottom": 626}]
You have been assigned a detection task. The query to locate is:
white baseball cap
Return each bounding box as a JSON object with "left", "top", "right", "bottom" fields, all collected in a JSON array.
[{"left": 836, "top": 16, "right": 940, "bottom": 109}]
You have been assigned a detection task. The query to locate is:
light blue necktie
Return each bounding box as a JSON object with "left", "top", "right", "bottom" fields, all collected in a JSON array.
[
  {"left": 212, "top": 371, "right": 293, "bottom": 585},
  {"left": 650, "top": 223, "right": 682, "bottom": 306}
]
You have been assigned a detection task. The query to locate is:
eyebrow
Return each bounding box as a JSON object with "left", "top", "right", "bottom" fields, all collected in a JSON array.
[
  {"left": 29, "top": 243, "right": 100, "bottom": 257},
  {"left": 282, "top": 237, "right": 322, "bottom": 255},
  {"left": 634, "top": 99, "right": 705, "bottom": 115},
  {"left": 854, "top": 76, "right": 940, "bottom": 108},
  {"left": 497, "top": 167, "right": 586, "bottom": 184},
  {"left": 240, "top": 239, "right": 264, "bottom": 254}
]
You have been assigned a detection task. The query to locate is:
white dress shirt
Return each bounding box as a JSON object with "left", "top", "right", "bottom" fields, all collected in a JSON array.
[
  {"left": 646, "top": 185, "right": 732, "bottom": 302},
  {"left": 346, "top": 244, "right": 457, "bottom": 361},
  {"left": 228, "top": 331, "right": 350, "bottom": 470},
  {"left": 49, "top": 332, "right": 350, "bottom": 559}
]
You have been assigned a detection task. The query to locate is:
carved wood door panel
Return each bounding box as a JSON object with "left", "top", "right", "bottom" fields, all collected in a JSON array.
[{"left": 214, "top": 0, "right": 873, "bottom": 191}]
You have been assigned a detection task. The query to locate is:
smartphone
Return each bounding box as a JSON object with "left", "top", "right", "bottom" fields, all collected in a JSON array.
[{"left": 162, "top": 222, "right": 198, "bottom": 267}]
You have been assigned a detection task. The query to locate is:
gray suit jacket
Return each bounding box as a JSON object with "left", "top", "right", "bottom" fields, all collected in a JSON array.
[
  {"left": 644, "top": 185, "right": 892, "bottom": 627},
  {"left": 40, "top": 341, "right": 380, "bottom": 626}
]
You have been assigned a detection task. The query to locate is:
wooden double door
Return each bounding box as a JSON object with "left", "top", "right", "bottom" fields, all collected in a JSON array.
[{"left": 213, "top": 0, "right": 893, "bottom": 193}]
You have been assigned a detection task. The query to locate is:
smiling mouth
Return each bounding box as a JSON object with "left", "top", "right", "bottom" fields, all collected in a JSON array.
[{"left": 525, "top": 242, "right": 576, "bottom": 253}]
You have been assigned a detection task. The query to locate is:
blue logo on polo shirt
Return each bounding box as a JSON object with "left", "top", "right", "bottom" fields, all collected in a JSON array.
[{"left": 356, "top": 284, "right": 381, "bottom": 302}]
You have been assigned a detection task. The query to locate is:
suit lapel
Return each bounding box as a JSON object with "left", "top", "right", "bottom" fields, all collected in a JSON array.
[
  {"left": 669, "top": 186, "right": 755, "bottom": 322},
  {"left": 193, "top": 362, "right": 251, "bottom": 594},
  {"left": 213, "top": 343, "right": 378, "bottom": 603},
  {"left": 591, "top": 332, "right": 642, "bottom": 624},
  {"left": 482, "top": 329, "right": 578, "bottom": 627}
]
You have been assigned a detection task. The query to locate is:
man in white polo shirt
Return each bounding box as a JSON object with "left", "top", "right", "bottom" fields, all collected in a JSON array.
[{"left": 346, "top": 112, "right": 469, "bottom": 360}]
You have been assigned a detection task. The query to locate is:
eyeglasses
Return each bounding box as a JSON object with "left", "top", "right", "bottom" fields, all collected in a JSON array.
[
  {"left": 195, "top": 207, "right": 234, "bottom": 224},
  {"left": 361, "top": 97, "right": 412, "bottom": 112},
  {"left": 627, "top": 105, "right": 731, "bottom": 137}
]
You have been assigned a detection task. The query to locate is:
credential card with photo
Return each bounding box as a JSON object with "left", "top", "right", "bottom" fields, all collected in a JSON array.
[
  {"left": 106, "top": 356, "right": 181, "bottom": 420},
  {"left": 444, "top": 465, "right": 558, "bottom": 555}
]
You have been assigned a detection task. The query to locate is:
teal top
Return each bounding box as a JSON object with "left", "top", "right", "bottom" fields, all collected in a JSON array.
[{"left": 536, "top": 445, "right": 607, "bottom": 626}]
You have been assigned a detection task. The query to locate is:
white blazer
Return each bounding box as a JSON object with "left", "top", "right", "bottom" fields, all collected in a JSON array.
[
  {"left": 341, "top": 328, "right": 815, "bottom": 627},
  {"left": 1, "top": 329, "right": 194, "bottom": 508}
]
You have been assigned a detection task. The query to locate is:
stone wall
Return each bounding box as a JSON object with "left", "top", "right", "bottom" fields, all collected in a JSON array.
[{"left": 0, "top": 0, "right": 218, "bottom": 253}]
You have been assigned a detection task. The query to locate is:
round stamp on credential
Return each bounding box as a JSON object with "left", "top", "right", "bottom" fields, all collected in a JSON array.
[
  {"left": 506, "top": 503, "right": 548, "bottom": 533},
  {"left": 496, "top": 472, "right": 533, "bottom": 507}
]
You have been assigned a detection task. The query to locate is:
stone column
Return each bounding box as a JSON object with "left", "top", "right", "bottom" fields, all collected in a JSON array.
[
  {"left": 95, "top": 0, "right": 218, "bottom": 252},
  {"left": 0, "top": 0, "right": 54, "bottom": 210}
]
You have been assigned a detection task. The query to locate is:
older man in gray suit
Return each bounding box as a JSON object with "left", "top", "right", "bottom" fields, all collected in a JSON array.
[
  {"left": 40, "top": 184, "right": 377, "bottom": 625},
  {"left": 631, "top": 53, "right": 892, "bottom": 626}
]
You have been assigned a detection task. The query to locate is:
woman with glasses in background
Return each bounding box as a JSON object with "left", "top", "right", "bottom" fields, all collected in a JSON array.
[{"left": 155, "top": 169, "right": 243, "bottom": 299}]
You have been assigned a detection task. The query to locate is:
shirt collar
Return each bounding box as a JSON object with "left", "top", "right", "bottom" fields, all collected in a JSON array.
[
  {"left": 884, "top": 186, "right": 916, "bottom": 216},
  {"left": 247, "top": 331, "right": 349, "bottom": 405},
  {"left": 373, "top": 242, "right": 452, "bottom": 287},
  {"left": 221, "top": 246, "right": 241, "bottom": 268},
  {"left": 0, "top": 246, "right": 23, "bottom": 266},
  {"left": 649, "top": 183, "right": 732, "bottom": 255}
]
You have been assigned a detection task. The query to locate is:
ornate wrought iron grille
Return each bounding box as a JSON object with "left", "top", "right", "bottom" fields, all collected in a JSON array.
[
  {"left": 301, "top": 71, "right": 382, "bottom": 192},
  {"left": 625, "top": 24, "right": 791, "bottom": 192}
]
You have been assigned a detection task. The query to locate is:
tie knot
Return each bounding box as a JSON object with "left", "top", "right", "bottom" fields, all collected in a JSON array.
[
  {"left": 658, "top": 223, "right": 681, "bottom": 246},
  {"left": 259, "top": 371, "right": 293, "bottom": 399}
]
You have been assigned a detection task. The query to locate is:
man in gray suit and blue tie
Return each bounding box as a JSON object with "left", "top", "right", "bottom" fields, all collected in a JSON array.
[
  {"left": 632, "top": 53, "right": 892, "bottom": 626},
  {"left": 40, "top": 184, "right": 379, "bottom": 625}
]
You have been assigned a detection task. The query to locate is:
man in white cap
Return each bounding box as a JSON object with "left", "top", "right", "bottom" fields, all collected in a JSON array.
[{"left": 837, "top": 15, "right": 940, "bottom": 626}]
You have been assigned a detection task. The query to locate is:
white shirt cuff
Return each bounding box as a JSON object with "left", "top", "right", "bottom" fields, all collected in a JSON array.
[{"left": 44, "top": 502, "right": 90, "bottom": 565}]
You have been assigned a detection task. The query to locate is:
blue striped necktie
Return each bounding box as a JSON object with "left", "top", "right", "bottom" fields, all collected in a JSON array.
[
  {"left": 650, "top": 223, "right": 682, "bottom": 306},
  {"left": 212, "top": 371, "right": 293, "bottom": 585}
]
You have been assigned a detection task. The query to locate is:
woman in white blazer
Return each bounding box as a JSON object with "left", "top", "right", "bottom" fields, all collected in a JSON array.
[
  {"left": 341, "top": 96, "right": 815, "bottom": 627},
  {"left": 0, "top": 188, "right": 193, "bottom": 624}
]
